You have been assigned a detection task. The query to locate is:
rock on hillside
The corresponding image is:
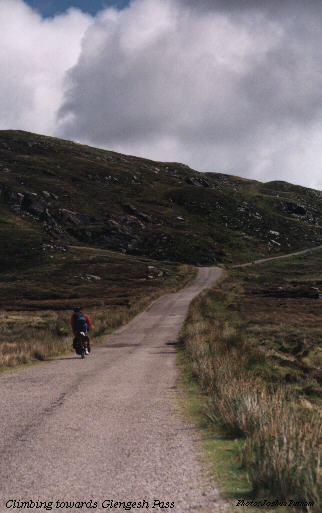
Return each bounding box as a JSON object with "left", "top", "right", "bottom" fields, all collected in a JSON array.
[{"left": 0, "top": 130, "right": 321, "bottom": 266}]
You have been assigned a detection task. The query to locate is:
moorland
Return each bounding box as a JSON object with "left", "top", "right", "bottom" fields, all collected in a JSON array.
[{"left": 0, "top": 130, "right": 321, "bottom": 510}]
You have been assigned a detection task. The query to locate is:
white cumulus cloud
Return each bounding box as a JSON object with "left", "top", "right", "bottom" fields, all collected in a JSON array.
[{"left": 0, "top": 0, "right": 91, "bottom": 134}]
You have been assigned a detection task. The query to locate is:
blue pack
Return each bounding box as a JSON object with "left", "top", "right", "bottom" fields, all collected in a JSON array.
[{"left": 73, "top": 313, "right": 88, "bottom": 333}]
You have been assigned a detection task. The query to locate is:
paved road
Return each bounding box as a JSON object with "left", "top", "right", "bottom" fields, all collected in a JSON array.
[
  {"left": 231, "top": 245, "right": 322, "bottom": 268},
  {"left": 0, "top": 267, "right": 226, "bottom": 513}
]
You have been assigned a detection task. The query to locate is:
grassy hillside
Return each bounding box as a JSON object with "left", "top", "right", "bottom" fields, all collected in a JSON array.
[
  {"left": 229, "top": 250, "right": 322, "bottom": 395},
  {"left": 0, "top": 130, "right": 321, "bottom": 268}
]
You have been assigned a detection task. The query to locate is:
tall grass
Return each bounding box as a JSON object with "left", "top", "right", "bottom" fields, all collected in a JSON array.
[
  {"left": 180, "top": 289, "right": 321, "bottom": 511},
  {"left": 0, "top": 301, "right": 146, "bottom": 368}
]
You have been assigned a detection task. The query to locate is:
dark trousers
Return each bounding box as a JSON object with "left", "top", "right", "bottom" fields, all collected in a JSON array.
[{"left": 73, "top": 333, "right": 90, "bottom": 352}]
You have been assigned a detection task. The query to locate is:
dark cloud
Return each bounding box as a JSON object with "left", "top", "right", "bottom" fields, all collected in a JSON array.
[{"left": 178, "top": 0, "right": 320, "bottom": 14}]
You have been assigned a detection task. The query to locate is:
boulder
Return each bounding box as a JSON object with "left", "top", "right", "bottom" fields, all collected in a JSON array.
[
  {"left": 286, "top": 202, "right": 307, "bottom": 216},
  {"left": 122, "top": 203, "right": 138, "bottom": 215},
  {"left": 185, "top": 176, "right": 210, "bottom": 187},
  {"left": 3, "top": 190, "right": 24, "bottom": 212},
  {"left": 56, "top": 209, "right": 90, "bottom": 226},
  {"left": 21, "top": 192, "right": 45, "bottom": 216}
]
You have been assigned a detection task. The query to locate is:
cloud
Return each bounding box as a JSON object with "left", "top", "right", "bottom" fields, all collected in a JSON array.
[
  {"left": 56, "top": 0, "right": 322, "bottom": 188},
  {"left": 178, "top": 0, "right": 320, "bottom": 11},
  {"left": 0, "top": 0, "right": 321, "bottom": 189},
  {"left": 0, "top": 0, "right": 91, "bottom": 134}
]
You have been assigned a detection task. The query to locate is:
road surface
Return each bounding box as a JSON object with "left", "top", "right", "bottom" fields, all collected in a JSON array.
[
  {"left": 0, "top": 267, "right": 226, "bottom": 513},
  {"left": 231, "top": 245, "right": 322, "bottom": 268}
]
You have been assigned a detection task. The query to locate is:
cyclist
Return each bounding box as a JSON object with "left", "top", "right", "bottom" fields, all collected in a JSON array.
[{"left": 71, "top": 306, "right": 92, "bottom": 354}]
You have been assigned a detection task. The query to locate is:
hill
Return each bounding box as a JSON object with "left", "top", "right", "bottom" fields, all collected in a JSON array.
[{"left": 1, "top": 130, "right": 321, "bottom": 270}]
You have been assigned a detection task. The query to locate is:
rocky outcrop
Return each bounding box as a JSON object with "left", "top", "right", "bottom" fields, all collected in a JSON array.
[
  {"left": 22, "top": 192, "right": 46, "bottom": 216},
  {"left": 185, "top": 176, "right": 210, "bottom": 187},
  {"left": 2, "top": 189, "right": 24, "bottom": 212},
  {"left": 283, "top": 201, "right": 319, "bottom": 225},
  {"left": 286, "top": 202, "right": 307, "bottom": 216},
  {"left": 41, "top": 209, "right": 71, "bottom": 242},
  {"left": 56, "top": 209, "right": 91, "bottom": 226},
  {"left": 1, "top": 185, "right": 146, "bottom": 250},
  {"left": 101, "top": 214, "right": 145, "bottom": 252},
  {"left": 122, "top": 203, "right": 155, "bottom": 223}
]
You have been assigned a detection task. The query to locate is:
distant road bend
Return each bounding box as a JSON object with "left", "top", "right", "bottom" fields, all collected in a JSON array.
[
  {"left": 231, "top": 245, "right": 322, "bottom": 268},
  {"left": 0, "top": 267, "right": 227, "bottom": 513}
]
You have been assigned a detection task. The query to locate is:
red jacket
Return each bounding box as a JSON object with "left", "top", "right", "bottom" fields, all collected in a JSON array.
[{"left": 70, "top": 313, "right": 92, "bottom": 331}]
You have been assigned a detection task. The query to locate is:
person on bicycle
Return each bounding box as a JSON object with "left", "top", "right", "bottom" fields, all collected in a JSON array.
[{"left": 71, "top": 306, "right": 92, "bottom": 354}]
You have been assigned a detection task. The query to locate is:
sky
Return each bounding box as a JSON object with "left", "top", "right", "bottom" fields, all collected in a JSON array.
[
  {"left": 1, "top": 0, "right": 321, "bottom": 189},
  {"left": 25, "top": 1, "right": 129, "bottom": 17}
]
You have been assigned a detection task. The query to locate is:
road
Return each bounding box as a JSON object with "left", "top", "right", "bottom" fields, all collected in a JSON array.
[
  {"left": 0, "top": 267, "right": 226, "bottom": 513},
  {"left": 231, "top": 245, "right": 322, "bottom": 268}
]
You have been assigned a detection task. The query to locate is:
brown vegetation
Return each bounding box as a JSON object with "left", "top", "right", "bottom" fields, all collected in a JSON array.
[
  {"left": 0, "top": 246, "right": 195, "bottom": 370},
  {"left": 180, "top": 250, "right": 322, "bottom": 511}
]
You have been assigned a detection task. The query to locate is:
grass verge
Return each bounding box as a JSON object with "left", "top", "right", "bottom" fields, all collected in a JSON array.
[
  {"left": 177, "top": 350, "right": 314, "bottom": 513},
  {"left": 178, "top": 253, "right": 321, "bottom": 513},
  {"left": 176, "top": 352, "right": 252, "bottom": 502}
]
